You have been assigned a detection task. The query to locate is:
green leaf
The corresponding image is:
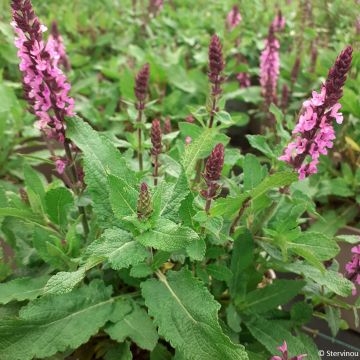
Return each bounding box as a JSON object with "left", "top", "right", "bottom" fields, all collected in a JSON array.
[
  {"left": 141, "top": 268, "right": 248, "bottom": 360},
  {"left": 105, "top": 342, "right": 133, "bottom": 360},
  {"left": 236, "top": 280, "right": 305, "bottom": 313},
  {"left": 106, "top": 302, "right": 158, "bottom": 351},
  {"left": 67, "top": 117, "right": 137, "bottom": 227},
  {"left": 278, "top": 262, "right": 353, "bottom": 297},
  {"left": 0, "top": 208, "right": 44, "bottom": 226},
  {"left": 336, "top": 235, "right": 360, "bottom": 244},
  {"left": 0, "top": 276, "right": 50, "bottom": 304},
  {"left": 0, "top": 281, "right": 116, "bottom": 360},
  {"left": 24, "top": 164, "right": 46, "bottom": 214},
  {"left": 45, "top": 187, "right": 74, "bottom": 229},
  {"left": 159, "top": 170, "right": 189, "bottom": 221},
  {"left": 86, "top": 228, "right": 148, "bottom": 270},
  {"left": 245, "top": 316, "right": 319, "bottom": 359},
  {"left": 325, "top": 306, "right": 341, "bottom": 337},
  {"left": 230, "top": 228, "right": 254, "bottom": 296},
  {"left": 44, "top": 268, "right": 86, "bottom": 295},
  {"left": 108, "top": 174, "right": 138, "bottom": 218},
  {"left": 137, "top": 218, "right": 198, "bottom": 252},
  {"left": 186, "top": 238, "right": 206, "bottom": 261},
  {"left": 246, "top": 135, "right": 275, "bottom": 159},
  {"left": 289, "top": 232, "right": 339, "bottom": 260},
  {"left": 243, "top": 154, "right": 264, "bottom": 191},
  {"left": 207, "top": 264, "right": 233, "bottom": 282}
]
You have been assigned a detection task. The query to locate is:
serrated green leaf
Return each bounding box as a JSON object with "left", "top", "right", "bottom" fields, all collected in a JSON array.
[
  {"left": 278, "top": 262, "right": 353, "bottom": 297},
  {"left": 106, "top": 302, "right": 158, "bottom": 351},
  {"left": 325, "top": 306, "right": 341, "bottom": 337},
  {"left": 207, "top": 264, "right": 233, "bottom": 282},
  {"left": 137, "top": 218, "right": 198, "bottom": 252},
  {"left": 186, "top": 238, "right": 206, "bottom": 261},
  {"left": 243, "top": 154, "right": 263, "bottom": 191},
  {"left": 245, "top": 316, "right": 319, "bottom": 359},
  {"left": 24, "top": 164, "right": 46, "bottom": 214},
  {"left": 67, "top": 117, "right": 137, "bottom": 227},
  {"left": 0, "top": 208, "right": 44, "bottom": 226},
  {"left": 336, "top": 235, "right": 360, "bottom": 244},
  {"left": 86, "top": 228, "right": 148, "bottom": 270},
  {"left": 289, "top": 232, "right": 339, "bottom": 261},
  {"left": 44, "top": 268, "right": 86, "bottom": 295},
  {"left": 0, "top": 281, "right": 116, "bottom": 360},
  {"left": 236, "top": 280, "right": 305, "bottom": 313},
  {"left": 105, "top": 342, "right": 133, "bottom": 360},
  {"left": 45, "top": 187, "right": 74, "bottom": 229},
  {"left": 108, "top": 174, "right": 138, "bottom": 219},
  {"left": 141, "top": 268, "right": 248, "bottom": 360},
  {"left": 246, "top": 135, "right": 275, "bottom": 159},
  {"left": 0, "top": 275, "right": 50, "bottom": 304}
]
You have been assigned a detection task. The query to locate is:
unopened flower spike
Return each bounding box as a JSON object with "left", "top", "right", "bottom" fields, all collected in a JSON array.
[
  {"left": 272, "top": 9, "right": 286, "bottom": 32},
  {"left": 237, "top": 72, "right": 251, "bottom": 88},
  {"left": 279, "top": 46, "right": 353, "bottom": 179},
  {"left": 271, "top": 340, "right": 307, "bottom": 360},
  {"left": 201, "top": 143, "right": 225, "bottom": 213},
  {"left": 164, "top": 117, "right": 172, "bottom": 134},
  {"left": 137, "top": 183, "right": 152, "bottom": 220},
  {"left": 151, "top": 119, "right": 162, "bottom": 185},
  {"left": 134, "top": 63, "right": 150, "bottom": 109},
  {"left": 260, "top": 25, "right": 280, "bottom": 109}
]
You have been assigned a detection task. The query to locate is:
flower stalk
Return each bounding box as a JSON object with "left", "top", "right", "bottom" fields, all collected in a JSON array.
[
  {"left": 151, "top": 119, "right": 162, "bottom": 186},
  {"left": 134, "top": 63, "right": 150, "bottom": 171}
]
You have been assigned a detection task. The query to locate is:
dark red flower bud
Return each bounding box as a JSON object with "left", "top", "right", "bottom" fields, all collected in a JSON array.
[
  {"left": 325, "top": 46, "right": 353, "bottom": 107},
  {"left": 164, "top": 117, "right": 172, "bottom": 134},
  {"left": 208, "top": 35, "right": 225, "bottom": 86},
  {"left": 134, "top": 63, "right": 150, "bottom": 104},
  {"left": 204, "top": 143, "right": 225, "bottom": 182},
  {"left": 291, "top": 57, "right": 301, "bottom": 85},
  {"left": 137, "top": 182, "right": 152, "bottom": 220},
  {"left": 151, "top": 119, "right": 162, "bottom": 156}
]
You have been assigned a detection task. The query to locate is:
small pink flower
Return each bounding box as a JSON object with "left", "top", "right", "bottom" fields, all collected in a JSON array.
[
  {"left": 185, "top": 136, "right": 192, "bottom": 145},
  {"left": 237, "top": 72, "right": 250, "bottom": 88},
  {"left": 329, "top": 103, "right": 343, "bottom": 124},
  {"left": 55, "top": 159, "right": 67, "bottom": 174},
  {"left": 271, "top": 340, "right": 307, "bottom": 360}
]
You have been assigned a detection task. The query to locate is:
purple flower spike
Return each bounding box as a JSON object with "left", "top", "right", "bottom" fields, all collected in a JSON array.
[
  {"left": 208, "top": 34, "right": 225, "bottom": 96},
  {"left": 134, "top": 63, "right": 150, "bottom": 108},
  {"left": 345, "top": 244, "right": 360, "bottom": 296},
  {"left": 272, "top": 10, "right": 286, "bottom": 32},
  {"left": 47, "top": 21, "right": 71, "bottom": 71},
  {"left": 226, "top": 5, "right": 242, "bottom": 31},
  {"left": 279, "top": 46, "right": 352, "bottom": 179},
  {"left": 151, "top": 119, "right": 162, "bottom": 156},
  {"left": 11, "top": 0, "right": 75, "bottom": 144},
  {"left": 260, "top": 25, "right": 280, "bottom": 107},
  {"left": 271, "top": 340, "right": 307, "bottom": 360},
  {"left": 237, "top": 72, "right": 251, "bottom": 88}
]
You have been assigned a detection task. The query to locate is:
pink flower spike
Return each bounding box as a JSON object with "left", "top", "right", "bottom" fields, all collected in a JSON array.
[
  {"left": 351, "top": 245, "right": 360, "bottom": 254},
  {"left": 311, "top": 87, "right": 326, "bottom": 106},
  {"left": 226, "top": 5, "right": 242, "bottom": 31},
  {"left": 277, "top": 341, "right": 288, "bottom": 354}
]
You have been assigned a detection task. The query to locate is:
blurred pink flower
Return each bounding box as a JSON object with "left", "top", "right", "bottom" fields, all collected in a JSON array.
[
  {"left": 226, "top": 5, "right": 242, "bottom": 31},
  {"left": 271, "top": 341, "right": 307, "bottom": 360}
]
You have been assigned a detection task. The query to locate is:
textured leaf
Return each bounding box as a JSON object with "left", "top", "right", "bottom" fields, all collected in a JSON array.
[
  {"left": 186, "top": 238, "right": 206, "bottom": 261},
  {"left": 246, "top": 135, "right": 275, "bottom": 159},
  {"left": 137, "top": 218, "right": 198, "bottom": 252},
  {"left": 45, "top": 187, "right": 74, "bottom": 229},
  {"left": 243, "top": 154, "right": 263, "bottom": 191},
  {"left": 245, "top": 316, "right": 319, "bottom": 359},
  {"left": 106, "top": 302, "right": 158, "bottom": 351},
  {"left": 0, "top": 275, "right": 50, "bottom": 304},
  {"left": 44, "top": 268, "right": 86, "bottom": 295},
  {"left": 24, "top": 164, "right": 46, "bottom": 214},
  {"left": 207, "top": 264, "right": 233, "bottom": 282},
  {"left": 278, "top": 262, "right": 353, "bottom": 297},
  {"left": 86, "top": 228, "right": 148, "bottom": 270},
  {"left": 289, "top": 232, "right": 339, "bottom": 261},
  {"left": 0, "top": 208, "right": 44, "bottom": 226},
  {"left": 236, "top": 280, "right": 306, "bottom": 313},
  {"left": 141, "top": 268, "right": 248, "bottom": 360},
  {"left": 108, "top": 174, "right": 138, "bottom": 219},
  {"left": 105, "top": 342, "right": 133, "bottom": 360},
  {"left": 0, "top": 281, "right": 116, "bottom": 360},
  {"left": 230, "top": 228, "right": 254, "bottom": 295},
  {"left": 159, "top": 170, "right": 189, "bottom": 221},
  {"left": 67, "top": 117, "right": 137, "bottom": 227}
]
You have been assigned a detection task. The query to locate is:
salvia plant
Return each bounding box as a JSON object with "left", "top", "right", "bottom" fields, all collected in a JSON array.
[{"left": 0, "top": 1, "right": 359, "bottom": 360}]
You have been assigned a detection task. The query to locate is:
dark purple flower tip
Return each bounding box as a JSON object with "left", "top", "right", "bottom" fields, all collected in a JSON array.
[
  {"left": 325, "top": 46, "right": 353, "bottom": 107},
  {"left": 291, "top": 57, "right": 301, "bottom": 84},
  {"left": 137, "top": 182, "right": 152, "bottom": 220},
  {"left": 134, "top": 63, "right": 150, "bottom": 104},
  {"left": 151, "top": 119, "right": 162, "bottom": 156},
  {"left": 281, "top": 83, "right": 289, "bottom": 110},
  {"left": 208, "top": 34, "right": 225, "bottom": 84},
  {"left": 51, "top": 21, "right": 59, "bottom": 38},
  {"left": 204, "top": 143, "right": 225, "bottom": 182}
]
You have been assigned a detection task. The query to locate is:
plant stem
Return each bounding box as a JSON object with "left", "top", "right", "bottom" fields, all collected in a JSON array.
[
  {"left": 63, "top": 141, "right": 89, "bottom": 237},
  {"left": 209, "top": 96, "right": 217, "bottom": 128},
  {"left": 230, "top": 197, "right": 251, "bottom": 235},
  {"left": 137, "top": 106, "right": 144, "bottom": 171},
  {"left": 153, "top": 154, "right": 158, "bottom": 186},
  {"left": 205, "top": 198, "right": 212, "bottom": 214}
]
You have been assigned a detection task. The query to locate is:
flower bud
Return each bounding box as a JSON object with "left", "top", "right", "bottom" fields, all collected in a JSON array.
[
  {"left": 151, "top": 119, "right": 162, "bottom": 156},
  {"left": 137, "top": 183, "right": 152, "bottom": 220}
]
